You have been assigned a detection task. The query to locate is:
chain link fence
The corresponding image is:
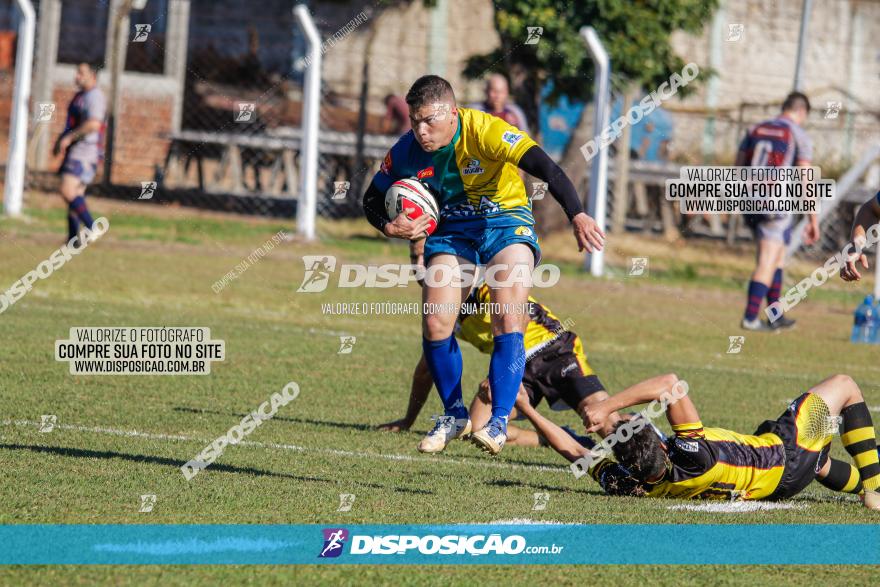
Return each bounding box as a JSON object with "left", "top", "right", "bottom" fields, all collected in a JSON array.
[{"left": 1, "top": 0, "right": 876, "bottom": 254}]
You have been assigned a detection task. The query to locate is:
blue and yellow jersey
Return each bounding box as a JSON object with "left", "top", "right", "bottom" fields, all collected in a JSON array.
[
  {"left": 453, "top": 284, "right": 593, "bottom": 377},
  {"left": 372, "top": 107, "right": 537, "bottom": 227},
  {"left": 644, "top": 421, "right": 786, "bottom": 500}
]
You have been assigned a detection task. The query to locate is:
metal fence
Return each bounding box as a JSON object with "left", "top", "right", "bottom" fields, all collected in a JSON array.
[{"left": 2, "top": 0, "right": 877, "bottom": 256}]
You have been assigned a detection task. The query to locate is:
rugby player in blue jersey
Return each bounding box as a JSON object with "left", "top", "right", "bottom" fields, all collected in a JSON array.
[{"left": 363, "top": 75, "right": 604, "bottom": 455}]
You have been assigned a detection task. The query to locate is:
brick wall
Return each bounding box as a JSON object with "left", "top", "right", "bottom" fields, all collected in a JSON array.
[{"left": 39, "top": 85, "right": 173, "bottom": 185}]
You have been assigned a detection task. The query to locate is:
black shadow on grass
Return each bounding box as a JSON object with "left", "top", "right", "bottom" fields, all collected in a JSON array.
[
  {"left": 0, "top": 444, "right": 433, "bottom": 495},
  {"left": 172, "top": 407, "right": 376, "bottom": 432},
  {"left": 486, "top": 478, "right": 602, "bottom": 496}
]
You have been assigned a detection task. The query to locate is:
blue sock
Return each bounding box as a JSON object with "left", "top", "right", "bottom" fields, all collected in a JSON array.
[
  {"left": 67, "top": 213, "right": 79, "bottom": 241},
  {"left": 70, "top": 196, "right": 94, "bottom": 229},
  {"left": 488, "top": 332, "right": 525, "bottom": 422},
  {"left": 422, "top": 336, "right": 467, "bottom": 419},
  {"left": 743, "top": 280, "right": 769, "bottom": 321}
]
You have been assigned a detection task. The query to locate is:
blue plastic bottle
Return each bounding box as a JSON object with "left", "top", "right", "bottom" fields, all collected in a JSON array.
[
  {"left": 851, "top": 296, "right": 874, "bottom": 343},
  {"left": 865, "top": 301, "right": 876, "bottom": 343}
]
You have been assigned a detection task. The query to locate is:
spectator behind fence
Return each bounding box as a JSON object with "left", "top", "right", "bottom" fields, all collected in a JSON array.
[
  {"left": 382, "top": 94, "right": 411, "bottom": 135},
  {"left": 467, "top": 73, "right": 530, "bottom": 135}
]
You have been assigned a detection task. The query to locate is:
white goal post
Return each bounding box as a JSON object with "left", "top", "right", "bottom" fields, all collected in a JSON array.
[
  {"left": 3, "top": 0, "right": 36, "bottom": 217},
  {"left": 294, "top": 4, "right": 320, "bottom": 241},
  {"left": 580, "top": 26, "right": 610, "bottom": 277}
]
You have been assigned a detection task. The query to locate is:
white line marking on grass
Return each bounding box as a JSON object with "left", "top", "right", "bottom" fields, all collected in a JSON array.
[
  {"left": 667, "top": 502, "right": 807, "bottom": 513},
  {"left": 489, "top": 518, "right": 570, "bottom": 525},
  {"left": 0, "top": 419, "right": 564, "bottom": 475}
]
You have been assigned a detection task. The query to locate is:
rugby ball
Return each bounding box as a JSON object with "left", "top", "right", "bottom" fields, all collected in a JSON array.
[{"left": 385, "top": 178, "right": 439, "bottom": 238}]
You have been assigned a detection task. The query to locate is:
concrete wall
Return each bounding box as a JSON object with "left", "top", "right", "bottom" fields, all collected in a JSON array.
[{"left": 668, "top": 0, "right": 880, "bottom": 168}]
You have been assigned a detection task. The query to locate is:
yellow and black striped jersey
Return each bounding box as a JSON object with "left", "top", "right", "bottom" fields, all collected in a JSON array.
[
  {"left": 453, "top": 283, "right": 566, "bottom": 357},
  {"left": 644, "top": 421, "right": 786, "bottom": 500}
]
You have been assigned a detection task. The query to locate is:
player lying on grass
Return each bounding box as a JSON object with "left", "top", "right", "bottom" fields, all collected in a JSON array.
[
  {"left": 378, "top": 241, "right": 618, "bottom": 451},
  {"left": 840, "top": 190, "right": 880, "bottom": 282},
  {"left": 363, "top": 75, "right": 604, "bottom": 456},
  {"left": 514, "top": 373, "right": 880, "bottom": 509}
]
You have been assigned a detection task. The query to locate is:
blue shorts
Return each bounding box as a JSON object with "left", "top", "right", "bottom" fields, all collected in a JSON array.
[
  {"left": 59, "top": 154, "right": 98, "bottom": 185},
  {"left": 424, "top": 217, "right": 541, "bottom": 266},
  {"left": 745, "top": 214, "right": 793, "bottom": 245}
]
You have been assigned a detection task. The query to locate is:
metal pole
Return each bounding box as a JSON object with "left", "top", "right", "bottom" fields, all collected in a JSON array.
[
  {"left": 580, "top": 27, "right": 609, "bottom": 277},
  {"left": 875, "top": 245, "right": 880, "bottom": 301},
  {"left": 294, "top": 4, "right": 320, "bottom": 241},
  {"left": 793, "top": 0, "right": 814, "bottom": 91},
  {"left": 104, "top": 0, "right": 133, "bottom": 186},
  {"left": 3, "top": 0, "right": 36, "bottom": 217}
]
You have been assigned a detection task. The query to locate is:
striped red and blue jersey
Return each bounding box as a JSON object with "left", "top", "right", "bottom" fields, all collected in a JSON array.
[{"left": 737, "top": 116, "right": 812, "bottom": 168}]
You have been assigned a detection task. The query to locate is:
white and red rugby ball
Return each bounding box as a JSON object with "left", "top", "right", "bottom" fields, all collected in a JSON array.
[{"left": 385, "top": 178, "right": 439, "bottom": 237}]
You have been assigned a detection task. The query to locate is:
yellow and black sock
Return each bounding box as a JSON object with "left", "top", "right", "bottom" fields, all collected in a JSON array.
[
  {"left": 841, "top": 402, "right": 880, "bottom": 491},
  {"left": 817, "top": 457, "right": 863, "bottom": 494}
]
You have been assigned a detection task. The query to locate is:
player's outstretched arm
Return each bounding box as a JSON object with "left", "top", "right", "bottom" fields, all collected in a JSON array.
[
  {"left": 841, "top": 193, "right": 880, "bottom": 281},
  {"left": 584, "top": 374, "right": 697, "bottom": 432},
  {"left": 514, "top": 387, "right": 587, "bottom": 462},
  {"left": 516, "top": 146, "right": 605, "bottom": 253},
  {"left": 377, "top": 353, "right": 434, "bottom": 432},
  {"left": 362, "top": 181, "right": 431, "bottom": 240}
]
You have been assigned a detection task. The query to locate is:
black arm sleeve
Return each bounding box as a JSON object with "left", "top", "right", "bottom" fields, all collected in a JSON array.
[
  {"left": 362, "top": 181, "right": 390, "bottom": 233},
  {"left": 517, "top": 145, "right": 584, "bottom": 221}
]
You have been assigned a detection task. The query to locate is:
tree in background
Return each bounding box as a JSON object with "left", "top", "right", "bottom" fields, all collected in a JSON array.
[{"left": 466, "top": 0, "right": 716, "bottom": 133}]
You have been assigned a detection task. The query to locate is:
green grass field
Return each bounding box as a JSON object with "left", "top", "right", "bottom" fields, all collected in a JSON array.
[{"left": 1, "top": 196, "right": 879, "bottom": 584}]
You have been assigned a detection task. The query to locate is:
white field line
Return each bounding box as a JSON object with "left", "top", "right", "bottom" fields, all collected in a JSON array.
[
  {"left": 0, "top": 419, "right": 564, "bottom": 475},
  {"left": 667, "top": 502, "right": 807, "bottom": 513},
  {"left": 489, "top": 518, "right": 571, "bottom": 525}
]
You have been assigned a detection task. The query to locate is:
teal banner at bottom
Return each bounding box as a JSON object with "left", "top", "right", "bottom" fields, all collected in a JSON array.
[{"left": 2, "top": 524, "right": 878, "bottom": 565}]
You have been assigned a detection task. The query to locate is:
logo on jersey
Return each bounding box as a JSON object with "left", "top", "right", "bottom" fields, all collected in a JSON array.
[
  {"left": 417, "top": 166, "right": 434, "bottom": 179},
  {"left": 675, "top": 438, "right": 699, "bottom": 453},
  {"left": 559, "top": 361, "right": 578, "bottom": 377},
  {"left": 514, "top": 226, "right": 533, "bottom": 238},
  {"left": 462, "top": 159, "right": 484, "bottom": 176},
  {"left": 298, "top": 256, "right": 337, "bottom": 293},
  {"left": 380, "top": 152, "right": 392, "bottom": 175},
  {"left": 502, "top": 132, "right": 523, "bottom": 147},
  {"left": 319, "top": 528, "right": 349, "bottom": 558}
]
